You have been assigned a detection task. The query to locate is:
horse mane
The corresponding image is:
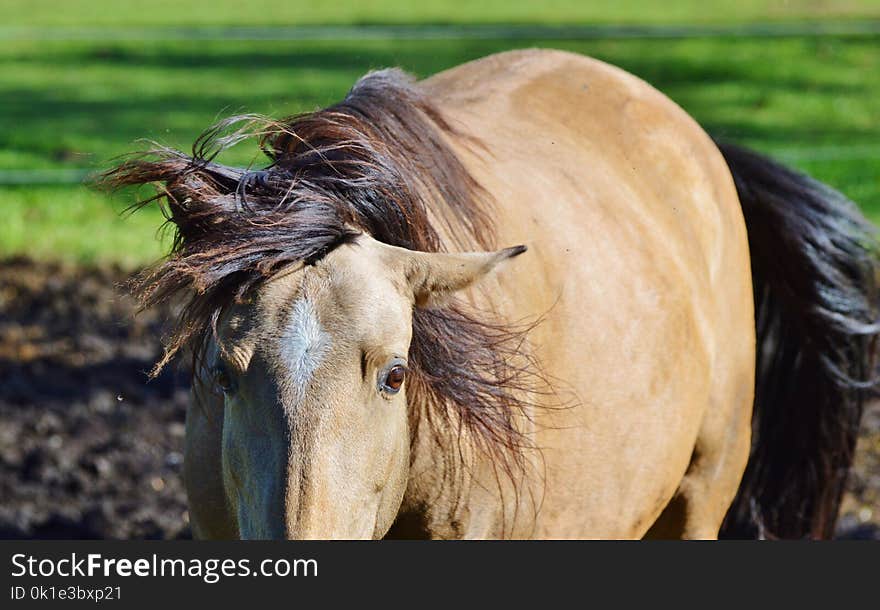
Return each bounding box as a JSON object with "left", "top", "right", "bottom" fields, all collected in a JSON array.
[{"left": 100, "top": 68, "right": 543, "bottom": 489}]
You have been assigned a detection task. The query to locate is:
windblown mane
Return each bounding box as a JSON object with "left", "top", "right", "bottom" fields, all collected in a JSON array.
[{"left": 100, "top": 68, "right": 543, "bottom": 486}]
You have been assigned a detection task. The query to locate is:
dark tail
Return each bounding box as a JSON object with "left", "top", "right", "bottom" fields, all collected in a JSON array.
[{"left": 715, "top": 141, "right": 880, "bottom": 539}]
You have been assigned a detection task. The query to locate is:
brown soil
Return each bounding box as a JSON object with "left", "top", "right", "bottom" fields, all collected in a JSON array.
[
  {"left": 0, "top": 258, "right": 189, "bottom": 538},
  {"left": 0, "top": 258, "right": 877, "bottom": 539}
]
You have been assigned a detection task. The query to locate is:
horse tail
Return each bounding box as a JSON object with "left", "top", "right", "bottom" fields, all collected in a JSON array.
[{"left": 714, "top": 140, "right": 880, "bottom": 539}]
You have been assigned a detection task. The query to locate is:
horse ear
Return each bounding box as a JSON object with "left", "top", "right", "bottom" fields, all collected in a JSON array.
[{"left": 394, "top": 244, "right": 528, "bottom": 308}]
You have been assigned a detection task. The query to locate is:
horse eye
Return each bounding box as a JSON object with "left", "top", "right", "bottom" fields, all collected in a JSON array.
[
  {"left": 380, "top": 364, "right": 406, "bottom": 395},
  {"left": 212, "top": 365, "right": 237, "bottom": 394}
]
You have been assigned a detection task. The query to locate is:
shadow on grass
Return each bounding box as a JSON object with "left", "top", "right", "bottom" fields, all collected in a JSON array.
[{"left": 2, "top": 37, "right": 878, "bottom": 206}]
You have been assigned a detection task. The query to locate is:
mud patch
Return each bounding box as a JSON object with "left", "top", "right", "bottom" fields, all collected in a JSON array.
[{"left": 0, "top": 259, "right": 189, "bottom": 539}]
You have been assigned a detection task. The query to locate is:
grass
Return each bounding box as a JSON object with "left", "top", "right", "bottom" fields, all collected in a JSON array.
[
  {"left": 4, "top": 1, "right": 880, "bottom": 27},
  {"left": 0, "top": 186, "right": 172, "bottom": 268},
  {"left": 2, "top": 35, "right": 879, "bottom": 266}
]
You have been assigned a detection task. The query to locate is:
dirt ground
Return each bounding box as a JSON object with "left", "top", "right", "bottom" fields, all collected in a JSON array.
[
  {"left": 1, "top": 258, "right": 878, "bottom": 539},
  {"left": 0, "top": 259, "right": 190, "bottom": 539}
]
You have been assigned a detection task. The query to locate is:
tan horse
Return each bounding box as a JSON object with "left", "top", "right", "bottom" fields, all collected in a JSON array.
[{"left": 105, "top": 49, "right": 879, "bottom": 539}]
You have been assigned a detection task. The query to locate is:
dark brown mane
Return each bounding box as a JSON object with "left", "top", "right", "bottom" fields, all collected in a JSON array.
[{"left": 100, "top": 67, "right": 544, "bottom": 486}]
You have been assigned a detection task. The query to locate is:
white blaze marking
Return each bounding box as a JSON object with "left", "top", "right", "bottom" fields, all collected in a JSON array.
[{"left": 280, "top": 297, "right": 331, "bottom": 408}]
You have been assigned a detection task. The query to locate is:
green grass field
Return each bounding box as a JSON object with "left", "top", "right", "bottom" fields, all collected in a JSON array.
[
  {"left": 2, "top": 4, "right": 880, "bottom": 267},
  {"left": 5, "top": 1, "right": 880, "bottom": 27}
]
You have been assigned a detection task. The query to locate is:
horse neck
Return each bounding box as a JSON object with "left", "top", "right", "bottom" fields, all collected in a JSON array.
[{"left": 394, "top": 384, "right": 540, "bottom": 539}]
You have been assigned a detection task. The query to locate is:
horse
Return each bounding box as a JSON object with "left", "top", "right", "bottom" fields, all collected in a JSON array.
[{"left": 103, "top": 49, "right": 879, "bottom": 539}]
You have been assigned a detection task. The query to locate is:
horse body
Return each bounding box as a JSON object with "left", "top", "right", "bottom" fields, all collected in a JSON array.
[
  {"left": 110, "top": 49, "right": 877, "bottom": 539},
  {"left": 393, "top": 49, "right": 753, "bottom": 538}
]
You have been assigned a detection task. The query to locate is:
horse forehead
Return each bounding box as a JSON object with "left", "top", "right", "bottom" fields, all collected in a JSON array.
[
  {"left": 278, "top": 296, "right": 332, "bottom": 408},
  {"left": 283, "top": 297, "right": 329, "bottom": 353}
]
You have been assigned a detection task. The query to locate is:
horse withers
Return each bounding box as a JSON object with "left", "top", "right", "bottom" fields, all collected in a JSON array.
[{"left": 104, "top": 49, "right": 879, "bottom": 539}]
